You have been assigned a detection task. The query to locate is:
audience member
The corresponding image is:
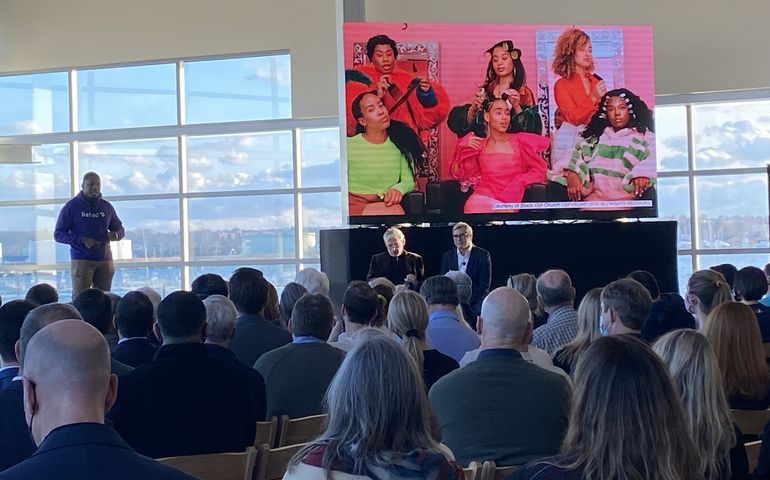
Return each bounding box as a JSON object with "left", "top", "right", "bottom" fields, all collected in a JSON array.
[
  {"left": 600, "top": 278, "right": 652, "bottom": 339},
  {"left": 264, "top": 281, "right": 281, "bottom": 326},
  {"left": 653, "top": 330, "right": 749, "bottom": 480},
  {"left": 444, "top": 270, "right": 475, "bottom": 330},
  {"left": 553, "top": 287, "right": 602, "bottom": 375},
  {"left": 73, "top": 288, "right": 119, "bottom": 352},
  {"left": 24, "top": 283, "right": 58, "bottom": 306},
  {"left": 255, "top": 294, "right": 345, "bottom": 419},
  {"left": 295, "top": 267, "right": 330, "bottom": 297},
  {"left": 279, "top": 282, "right": 307, "bottom": 329},
  {"left": 710, "top": 263, "right": 738, "bottom": 292},
  {"left": 329, "top": 281, "right": 380, "bottom": 351},
  {"left": 440, "top": 222, "right": 491, "bottom": 316},
  {"left": 370, "top": 280, "right": 394, "bottom": 328},
  {"left": 507, "top": 273, "right": 547, "bottom": 329},
  {"left": 760, "top": 263, "right": 770, "bottom": 308},
  {"left": 430, "top": 287, "right": 571, "bottom": 466},
  {"left": 703, "top": 301, "right": 770, "bottom": 410},
  {"left": 421, "top": 276, "right": 480, "bottom": 363},
  {"left": 387, "top": 290, "right": 459, "bottom": 390},
  {"left": 734, "top": 266, "right": 770, "bottom": 341},
  {"left": 137, "top": 286, "right": 163, "bottom": 345},
  {"left": 532, "top": 269, "right": 578, "bottom": 356},
  {"left": 110, "top": 290, "right": 266, "bottom": 458},
  {"left": 112, "top": 291, "right": 158, "bottom": 367},
  {"left": 0, "top": 320, "right": 196, "bottom": 480},
  {"left": 0, "top": 300, "right": 34, "bottom": 389},
  {"left": 227, "top": 268, "right": 291, "bottom": 367},
  {"left": 512, "top": 335, "right": 699, "bottom": 480},
  {"left": 285, "top": 330, "right": 462, "bottom": 479},
  {"left": 686, "top": 269, "right": 733, "bottom": 329},
  {"left": 628, "top": 270, "right": 695, "bottom": 342},
  {"left": 190, "top": 273, "right": 228, "bottom": 300}
]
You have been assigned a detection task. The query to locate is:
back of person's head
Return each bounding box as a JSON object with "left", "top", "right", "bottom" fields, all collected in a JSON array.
[
  {"left": 710, "top": 264, "right": 738, "bottom": 289},
  {"left": 555, "top": 287, "right": 602, "bottom": 367},
  {"left": 627, "top": 270, "right": 660, "bottom": 299},
  {"left": 228, "top": 267, "right": 268, "bottom": 315},
  {"left": 105, "top": 292, "right": 121, "bottom": 319},
  {"left": 295, "top": 268, "right": 330, "bottom": 297},
  {"left": 136, "top": 286, "right": 162, "bottom": 316},
  {"left": 203, "top": 294, "right": 238, "bottom": 344},
  {"left": 387, "top": 291, "right": 429, "bottom": 370},
  {"left": 687, "top": 270, "right": 733, "bottom": 317},
  {"left": 507, "top": 273, "right": 541, "bottom": 314},
  {"left": 72, "top": 288, "right": 113, "bottom": 335},
  {"left": 368, "top": 277, "right": 396, "bottom": 295},
  {"left": 291, "top": 293, "right": 335, "bottom": 340},
  {"left": 764, "top": 263, "right": 770, "bottom": 278},
  {"left": 479, "top": 287, "right": 531, "bottom": 345},
  {"left": 280, "top": 282, "right": 308, "bottom": 325},
  {"left": 156, "top": 290, "right": 206, "bottom": 342},
  {"left": 343, "top": 281, "right": 379, "bottom": 325},
  {"left": 653, "top": 329, "right": 735, "bottom": 479},
  {"left": 565, "top": 335, "right": 698, "bottom": 479},
  {"left": 290, "top": 330, "right": 439, "bottom": 474},
  {"left": 369, "top": 279, "right": 396, "bottom": 328},
  {"left": 115, "top": 291, "right": 154, "bottom": 338},
  {"left": 536, "top": 269, "right": 575, "bottom": 309},
  {"left": 444, "top": 270, "right": 472, "bottom": 305},
  {"left": 264, "top": 282, "right": 280, "bottom": 323},
  {"left": 0, "top": 300, "right": 35, "bottom": 362},
  {"left": 24, "top": 283, "right": 59, "bottom": 306},
  {"left": 703, "top": 301, "right": 770, "bottom": 401},
  {"left": 19, "top": 303, "right": 83, "bottom": 369},
  {"left": 420, "top": 275, "right": 460, "bottom": 307},
  {"left": 601, "top": 278, "right": 652, "bottom": 332},
  {"left": 734, "top": 266, "right": 767, "bottom": 302},
  {"left": 191, "top": 273, "right": 228, "bottom": 300}
]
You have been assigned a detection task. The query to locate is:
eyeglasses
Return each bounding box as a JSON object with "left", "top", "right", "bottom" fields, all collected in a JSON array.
[{"left": 452, "top": 234, "right": 469, "bottom": 239}]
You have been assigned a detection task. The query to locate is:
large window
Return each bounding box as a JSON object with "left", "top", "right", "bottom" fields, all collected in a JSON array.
[{"left": 0, "top": 54, "right": 342, "bottom": 301}]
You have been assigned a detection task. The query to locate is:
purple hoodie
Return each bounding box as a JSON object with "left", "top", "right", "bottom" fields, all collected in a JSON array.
[{"left": 54, "top": 192, "right": 125, "bottom": 261}]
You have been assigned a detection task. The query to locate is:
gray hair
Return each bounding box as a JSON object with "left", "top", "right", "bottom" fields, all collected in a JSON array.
[
  {"left": 203, "top": 294, "right": 237, "bottom": 343},
  {"left": 19, "top": 303, "right": 83, "bottom": 369},
  {"left": 420, "top": 276, "right": 460, "bottom": 307},
  {"left": 295, "top": 268, "right": 330, "bottom": 297},
  {"left": 383, "top": 227, "right": 405, "bottom": 244},
  {"left": 452, "top": 222, "right": 473, "bottom": 236},
  {"left": 136, "top": 286, "right": 162, "bottom": 318},
  {"left": 444, "top": 270, "right": 472, "bottom": 305}
]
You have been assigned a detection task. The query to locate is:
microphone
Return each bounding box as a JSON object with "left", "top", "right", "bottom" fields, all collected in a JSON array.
[{"left": 593, "top": 73, "right": 603, "bottom": 82}]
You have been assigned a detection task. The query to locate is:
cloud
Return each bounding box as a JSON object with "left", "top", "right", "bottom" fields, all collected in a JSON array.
[{"left": 222, "top": 151, "right": 250, "bottom": 166}]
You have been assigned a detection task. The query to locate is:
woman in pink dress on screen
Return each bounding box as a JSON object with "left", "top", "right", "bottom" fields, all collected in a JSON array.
[{"left": 451, "top": 97, "right": 549, "bottom": 214}]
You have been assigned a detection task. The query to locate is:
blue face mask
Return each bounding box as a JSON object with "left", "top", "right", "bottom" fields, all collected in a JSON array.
[{"left": 598, "top": 314, "right": 609, "bottom": 337}]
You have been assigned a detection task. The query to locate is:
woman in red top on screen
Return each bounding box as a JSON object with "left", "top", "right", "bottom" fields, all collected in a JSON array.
[{"left": 451, "top": 97, "right": 549, "bottom": 214}]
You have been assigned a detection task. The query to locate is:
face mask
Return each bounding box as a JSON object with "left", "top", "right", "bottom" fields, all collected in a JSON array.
[{"left": 598, "top": 313, "right": 609, "bottom": 337}]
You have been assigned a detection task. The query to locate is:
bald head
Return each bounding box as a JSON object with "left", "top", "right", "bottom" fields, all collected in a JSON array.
[
  {"left": 480, "top": 287, "right": 531, "bottom": 343},
  {"left": 19, "top": 303, "right": 83, "bottom": 369},
  {"left": 536, "top": 269, "right": 575, "bottom": 309}
]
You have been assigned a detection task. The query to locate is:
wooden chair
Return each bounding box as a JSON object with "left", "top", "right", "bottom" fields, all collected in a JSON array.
[
  {"left": 463, "top": 460, "right": 482, "bottom": 480},
  {"left": 276, "top": 414, "right": 326, "bottom": 447},
  {"left": 480, "top": 460, "right": 520, "bottom": 480},
  {"left": 253, "top": 443, "right": 306, "bottom": 480},
  {"left": 747, "top": 440, "right": 762, "bottom": 473},
  {"left": 254, "top": 416, "right": 279, "bottom": 448},
  {"left": 730, "top": 409, "right": 770, "bottom": 436},
  {"left": 157, "top": 447, "right": 257, "bottom": 480}
]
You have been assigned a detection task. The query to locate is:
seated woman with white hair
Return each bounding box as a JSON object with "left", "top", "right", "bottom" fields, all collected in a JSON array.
[{"left": 295, "top": 268, "right": 330, "bottom": 298}]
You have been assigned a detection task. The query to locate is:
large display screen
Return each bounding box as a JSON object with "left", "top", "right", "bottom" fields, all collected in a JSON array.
[{"left": 343, "top": 22, "right": 655, "bottom": 223}]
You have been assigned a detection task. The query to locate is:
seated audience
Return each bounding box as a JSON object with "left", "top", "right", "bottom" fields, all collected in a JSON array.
[
  {"left": 686, "top": 269, "right": 733, "bottom": 329},
  {"left": 0, "top": 300, "right": 34, "bottom": 388},
  {"left": 628, "top": 270, "right": 695, "bottom": 342},
  {"left": 295, "top": 267, "right": 330, "bottom": 297},
  {"left": 264, "top": 281, "right": 281, "bottom": 326},
  {"left": 760, "top": 262, "right": 770, "bottom": 308},
  {"left": 421, "top": 276, "right": 480, "bottom": 362},
  {"left": 387, "top": 290, "right": 459, "bottom": 390},
  {"left": 512, "top": 335, "right": 699, "bottom": 480},
  {"left": 329, "top": 281, "right": 380, "bottom": 352},
  {"left": 279, "top": 282, "right": 308, "bottom": 329},
  {"left": 703, "top": 301, "right": 770, "bottom": 410},
  {"left": 255, "top": 294, "right": 345, "bottom": 419},
  {"left": 112, "top": 291, "right": 158, "bottom": 367},
  {"left": 369, "top": 280, "right": 394, "bottom": 328},
  {"left": 24, "top": 283, "right": 58, "bottom": 306},
  {"left": 444, "top": 270, "right": 475, "bottom": 330},
  {"left": 73, "top": 289, "right": 132, "bottom": 375},
  {"left": 284, "top": 330, "right": 462, "bottom": 479},
  {"left": 137, "top": 286, "right": 163, "bottom": 345},
  {"left": 507, "top": 273, "right": 548, "bottom": 329},
  {"left": 227, "top": 268, "right": 291, "bottom": 367},
  {"left": 653, "top": 330, "right": 749, "bottom": 480},
  {"left": 553, "top": 287, "right": 602, "bottom": 375},
  {"left": 711, "top": 263, "right": 738, "bottom": 292},
  {"left": 190, "top": 273, "right": 228, "bottom": 300},
  {"left": 532, "top": 269, "right": 578, "bottom": 356},
  {"left": 430, "top": 287, "right": 571, "bottom": 466},
  {"left": 600, "top": 278, "right": 652, "bottom": 339},
  {"left": 734, "top": 266, "right": 770, "bottom": 341},
  {"left": 0, "top": 320, "right": 196, "bottom": 480},
  {"left": 110, "top": 290, "right": 266, "bottom": 458}
]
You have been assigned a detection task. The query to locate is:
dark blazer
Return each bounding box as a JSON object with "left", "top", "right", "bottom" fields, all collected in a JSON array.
[
  {"left": 205, "top": 343, "right": 266, "bottom": 390},
  {"left": 366, "top": 251, "right": 425, "bottom": 285},
  {"left": 0, "top": 423, "right": 197, "bottom": 479},
  {"left": 0, "top": 367, "right": 18, "bottom": 390},
  {"left": 112, "top": 338, "right": 158, "bottom": 368},
  {"left": 109, "top": 343, "right": 266, "bottom": 458},
  {"left": 440, "top": 245, "right": 492, "bottom": 315},
  {"left": 0, "top": 381, "right": 35, "bottom": 471},
  {"left": 229, "top": 313, "right": 292, "bottom": 367}
]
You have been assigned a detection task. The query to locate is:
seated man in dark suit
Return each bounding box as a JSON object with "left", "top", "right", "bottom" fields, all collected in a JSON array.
[
  {"left": 0, "top": 300, "right": 35, "bottom": 389},
  {"left": 227, "top": 268, "right": 291, "bottom": 367},
  {"left": 440, "top": 222, "right": 491, "bottom": 316},
  {"left": 192, "top": 273, "right": 229, "bottom": 300},
  {"left": 73, "top": 289, "right": 132, "bottom": 376},
  {"left": 367, "top": 227, "right": 424, "bottom": 288},
  {"left": 110, "top": 290, "right": 266, "bottom": 458},
  {"left": 24, "top": 283, "right": 59, "bottom": 306},
  {"left": 0, "top": 320, "right": 195, "bottom": 480},
  {"left": 112, "top": 291, "right": 158, "bottom": 367},
  {"left": 255, "top": 294, "right": 346, "bottom": 419}
]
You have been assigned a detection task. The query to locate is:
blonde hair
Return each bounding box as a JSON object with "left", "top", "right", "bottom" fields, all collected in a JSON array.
[
  {"left": 703, "top": 301, "right": 770, "bottom": 401},
  {"left": 552, "top": 28, "right": 594, "bottom": 79},
  {"left": 387, "top": 291, "right": 429, "bottom": 371},
  {"left": 653, "top": 330, "right": 735, "bottom": 480},
  {"left": 554, "top": 287, "right": 602, "bottom": 371},
  {"left": 507, "top": 273, "right": 544, "bottom": 319},
  {"left": 688, "top": 270, "right": 732, "bottom": 317}
]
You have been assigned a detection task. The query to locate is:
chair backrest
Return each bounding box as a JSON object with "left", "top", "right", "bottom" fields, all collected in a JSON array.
[
  {"left": 277, "top": 414, "right": 327, "bottom": 447},
  {"left": 463, "top": 461, "right": 482, "bottom": 480},
  {"left": 254, "top": 443, "right": 307, "bottom": 480},
  {"left": 747, "top": 440, "right": 762, "bottom": 473},
  {"left": 730, "top": 409, "right": 770, "bottom": 436},
  {"left": 254, "top": 417, "right": 279, "bottom": 448},
  {"left": 480, "top": 460, "right": 521, "bottom": 480},
  {"left": 157, "top": 447, "right": 257, "bottom": 480}
]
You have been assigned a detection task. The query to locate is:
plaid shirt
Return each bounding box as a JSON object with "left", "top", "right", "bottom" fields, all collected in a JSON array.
[{"left": 532, "top": 306, "right": 579, "bottom": 357}]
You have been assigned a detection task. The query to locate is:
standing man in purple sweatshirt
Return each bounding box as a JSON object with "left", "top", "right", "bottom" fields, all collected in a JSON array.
[{"left": 55, "top": 172, "right": 125, "bottom": 298}]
